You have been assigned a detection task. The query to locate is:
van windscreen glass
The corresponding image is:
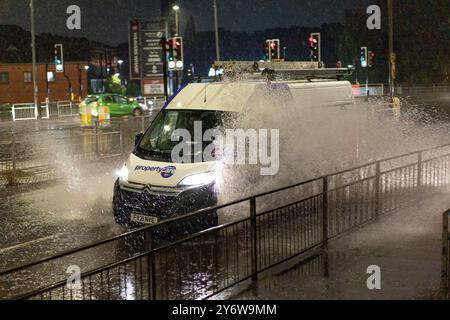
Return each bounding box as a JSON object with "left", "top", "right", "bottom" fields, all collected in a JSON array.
[{"left": 136, "top": 110, "right": 232, "bottom": 163}]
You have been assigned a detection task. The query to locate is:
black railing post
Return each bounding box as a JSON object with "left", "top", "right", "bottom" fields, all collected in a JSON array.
[
  {"left": 250, "top": 197, "right": 258, "bottom": 282},
  {"left": 442, "top": 210, "right": 449, "bottom": 300},
  {"left": 146, "top": 228, "right": 157, "bottom": 300},
  {"left": 375, "top": 161, "right": 381, "bottom": 216},
  {"left": 417, "top": 152, "right": 423, "bottom": 191},
  {"left": 322, "top": 176, "right": 328, "bottom": 248}
]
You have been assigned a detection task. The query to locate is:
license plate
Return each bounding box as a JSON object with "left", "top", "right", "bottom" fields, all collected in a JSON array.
[{"left": 130, "top": 213, "right": 159, "bottom": 225}]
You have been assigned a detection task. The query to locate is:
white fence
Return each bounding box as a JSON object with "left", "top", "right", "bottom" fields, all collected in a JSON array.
[
  {"left": 7, "top": 101, "right": 79, "bottom": 122},
  {"left": 11, "top": 104, "right": 38, "bottom": 121}
]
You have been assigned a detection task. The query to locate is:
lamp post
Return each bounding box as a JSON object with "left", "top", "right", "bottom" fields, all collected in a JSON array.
[
  {"left": 30, "top": 0, "right": 39, "bottom": 117},
  {"left": 117, "top": 59, "right": 124, "bottom": 85},
  {"left": 213, "top": 0, "right": 220, "bottom": 61},
  {"left": 117, "top": 59, "right": 124, "bottom": 70},
  {"left": 388, "top": 0, "right": 395, "bottom": 99},
  {"left": 84, "top": 65, "right": 90, "bottom": 94},
  {"left": 172, "top": 5, "right": 180, "bottom": 36},
  {"left": 172, "top": 5, "right": 181, "bottom": 92}
]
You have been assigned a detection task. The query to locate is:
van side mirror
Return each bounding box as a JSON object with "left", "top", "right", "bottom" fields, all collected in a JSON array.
[{"left": 134, "top": 132, "right": 144, "bottom": 148}]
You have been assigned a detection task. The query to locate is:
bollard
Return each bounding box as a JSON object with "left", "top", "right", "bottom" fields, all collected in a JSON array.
[
  {"left": 81, "top": 105, "right": 93, "bottom": 127},
  {"left": 98, "top": 106, "right": 110, "bottom": 127}
]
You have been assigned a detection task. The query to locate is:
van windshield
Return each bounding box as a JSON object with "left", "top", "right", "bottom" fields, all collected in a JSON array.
[{"left": 136, "top": 109, "right": 233, "bottom": 163}]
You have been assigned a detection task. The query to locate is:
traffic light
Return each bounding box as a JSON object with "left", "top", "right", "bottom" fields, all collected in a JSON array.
[
  {"left": 172, "top": 36, "right": 184, "bottom": 71},
  {"left": 54, "top": 44, "right": 64, "bottom": 73},
  {"left": 360, "top": 46, "right": 368, "bottom": 68},
  {"left": 165, "top": 39, "right": 175, "bottom": 70},
  {"left": 270, "top": 39, "right": 280, "bottom": 60},
  {"left": 166, "top": 37, "right": 183, "bottom": 71},
  {"left": 264, "top": 40, "right": 271, "bottom": 61},
  {"left": 264, "top": 39, "right": 280, "bottom": 61},
  {"left": 309, "top": 33, "right": 320, "bottom": 62},
  {"left": 368, "top": 50, "right": 375, "bottom": 67}
]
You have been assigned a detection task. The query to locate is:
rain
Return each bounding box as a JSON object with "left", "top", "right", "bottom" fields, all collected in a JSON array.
[{"left": 0, "top": 0, "right": 449, "bottom": 304}]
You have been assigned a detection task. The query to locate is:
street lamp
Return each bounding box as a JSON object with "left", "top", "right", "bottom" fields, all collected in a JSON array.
[
  {"left": 213, "top": 0, "right": 220, "bottom": 61},
  {"left": 117, "top": 59, "right": 124, "bottom": 85},
  {"left": 30, "top": 0, "right": 39, "bottom": 117},
  {"left": 172, "top": 5, "right": 180, "bottom": 36}
]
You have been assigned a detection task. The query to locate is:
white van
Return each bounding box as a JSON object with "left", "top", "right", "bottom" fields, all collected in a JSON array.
[{"left": 112, "top": 65, "right": 355, "bottom": 226}]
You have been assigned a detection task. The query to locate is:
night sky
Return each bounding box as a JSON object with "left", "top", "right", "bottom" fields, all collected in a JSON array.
[{"left": 0, "top": 0, "right": 369, "bottom": 45}]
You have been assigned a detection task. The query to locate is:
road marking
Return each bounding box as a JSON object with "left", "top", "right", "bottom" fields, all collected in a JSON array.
[{"left": 0, "top": 233, "right": 64, "bottom": 254}]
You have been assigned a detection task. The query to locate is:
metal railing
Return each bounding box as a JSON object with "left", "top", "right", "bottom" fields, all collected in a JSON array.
[
  {"left": 2, "top": 142, "right": 450, "bottom": 300},
  {"left": 1, "top": 101, "right": 82, "bottom": 122},
  {"left": 442, "top": 210, "right": 450, "bottom": 299},
  {"left": 397, "top": 85, "right": 450, "bottom": 96},
  {"left": 11, "top": 103, "right": 38, "bottom": 121}
]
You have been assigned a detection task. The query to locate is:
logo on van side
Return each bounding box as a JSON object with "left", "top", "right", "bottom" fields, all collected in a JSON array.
[{"left": 134, "top": 165, "right": 177, "bottom": 178}]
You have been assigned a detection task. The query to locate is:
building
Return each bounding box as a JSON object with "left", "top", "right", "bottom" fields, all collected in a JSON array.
[
  {"left": 88, "top": 43, "right": 120, "bottom": 93},
  {"left": 0, "top": 24, "right": 126, "bottom": 104},
  {"left": 0, "top": 62, "right": 88, "bottom": 104}
]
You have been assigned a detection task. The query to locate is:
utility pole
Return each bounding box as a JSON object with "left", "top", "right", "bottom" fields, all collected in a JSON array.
[
  {"left": 30, "top": 0, "right": 40, "bottom": 117},
  {"left": 213, "top": 0, "right": 220, "bottom": 61},
  {"left": 388, "top": 0, "right": 394, "bottom": 99}
]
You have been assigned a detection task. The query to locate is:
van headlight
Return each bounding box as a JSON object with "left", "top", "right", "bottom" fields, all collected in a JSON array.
[
  {"left": 179, "top": 172, "right": 215, "bottom": 187},
  {"left": 116, "top": 164, "right": 129, "bottom": 182}
]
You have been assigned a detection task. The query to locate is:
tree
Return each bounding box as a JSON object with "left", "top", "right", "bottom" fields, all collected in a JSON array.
[{"left": 105, "top": 74, "right": 126, "bottom": 94}]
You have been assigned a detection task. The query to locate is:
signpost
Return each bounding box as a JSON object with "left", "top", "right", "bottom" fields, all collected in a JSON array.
[
  {"left": 141, "top": 20, "right": 165, "bottom": 79},
  {"left": 129, "top": 20, "right": 142, "bottom": 80},
  {"left": 129, "top": 19, "right": 168, "bottom": 100}
]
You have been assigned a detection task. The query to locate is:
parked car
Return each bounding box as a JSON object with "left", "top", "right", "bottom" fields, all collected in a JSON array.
[
  {"left": 79, "top": 94, "right": 144, "bottom": 117},
  {"left": 133, "top": 96, "right": 154, "bottom": 112}
]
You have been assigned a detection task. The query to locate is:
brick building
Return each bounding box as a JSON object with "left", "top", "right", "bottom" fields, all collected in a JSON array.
[
  {"left": 0, "top": 62, "right": 88, "bottom": 104},
  {"left": 0, "top": 25, "right": 121, "bottom": 104}
]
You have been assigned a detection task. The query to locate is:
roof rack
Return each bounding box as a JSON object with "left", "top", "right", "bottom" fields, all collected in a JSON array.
[{"left": 212, "top": 61, "right": 354, "bottom": 82}]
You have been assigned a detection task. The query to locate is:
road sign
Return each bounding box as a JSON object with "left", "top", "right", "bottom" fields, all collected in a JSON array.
[
  {"left": 140, "top": 19, "right": 165, "bottom": 79},
  {"left": 129, "top": 20, "right": 141, "bottom": 79},
  {"left": 143, "top": 79, "right": 165, "bottom": 96}
]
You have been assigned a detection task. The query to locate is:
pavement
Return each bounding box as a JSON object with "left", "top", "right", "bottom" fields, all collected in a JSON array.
[{"left": 229, "top": 191, "right": 450, "bottom": 300}]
